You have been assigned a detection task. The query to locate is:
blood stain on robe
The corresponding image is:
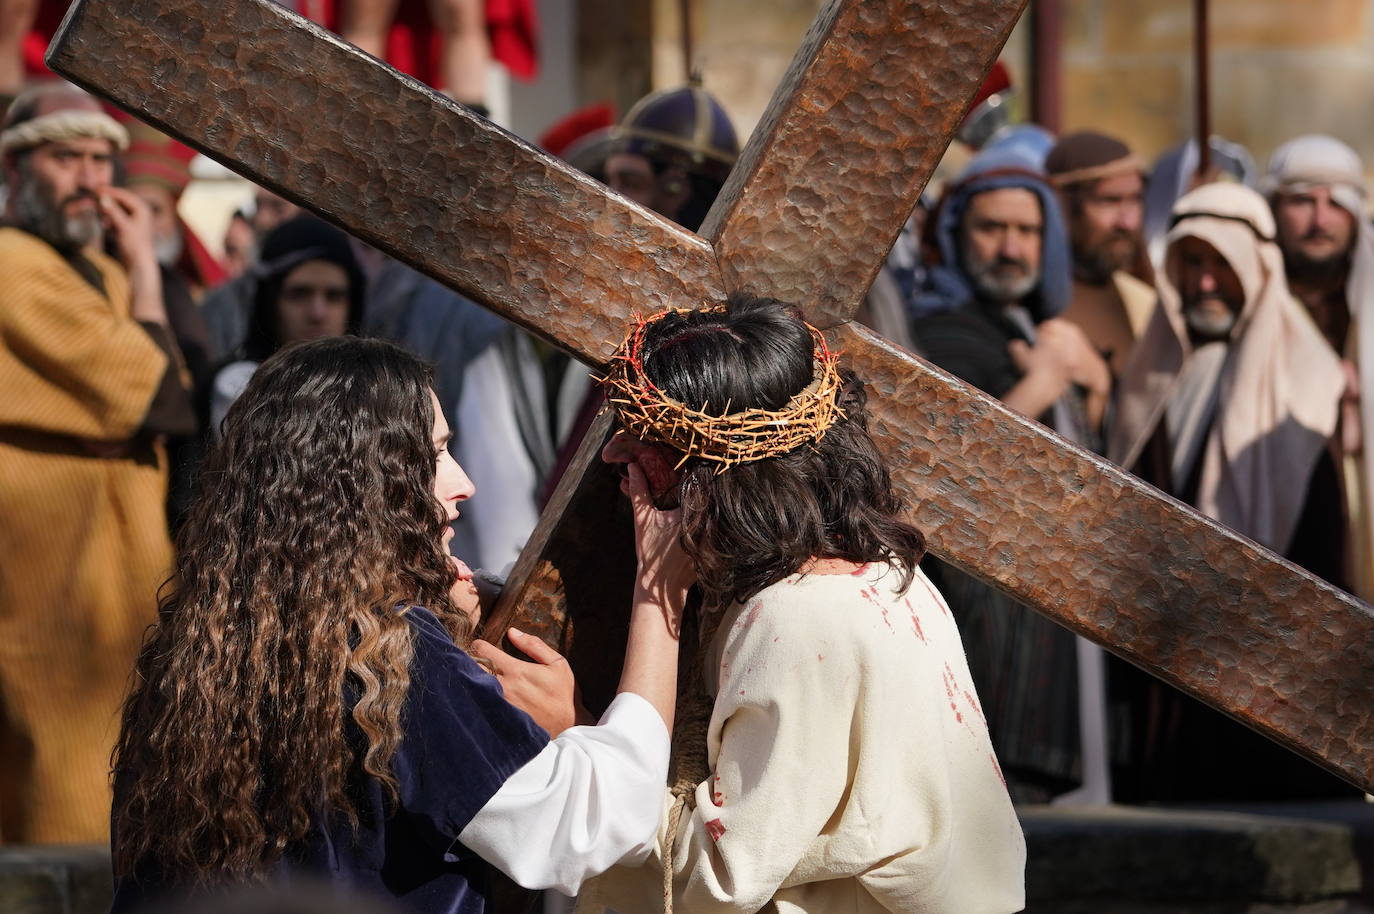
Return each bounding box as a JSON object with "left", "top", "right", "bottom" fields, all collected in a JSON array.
[
  {"left": 706, "top": 818, "right": 727, "bottom": 841},
  {"left": 963, "top": 687, "right": 986, "bottom": 725},
  {"left": 861, "top": 586, "right": 895, "bottom": 632},
  {"left": 917, "top": 574, "right": 950, "bottom": 615},
  {"left": 904, "top": 598, "right": 926, "bottom": 642},
  {"left": 990, "top": 753, "right": 1007, "bottom": 789}
]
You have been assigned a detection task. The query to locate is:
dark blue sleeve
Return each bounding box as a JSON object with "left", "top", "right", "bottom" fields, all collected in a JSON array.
[{"left": 391, "top": 607, "right": 550, "bottom": 845}]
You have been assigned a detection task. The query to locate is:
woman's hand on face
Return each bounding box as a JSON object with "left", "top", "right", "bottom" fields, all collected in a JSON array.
[
  {"left": 471, "top": 628, "right": 588, "bottom": 737},
  {"left": 626, "top": 462, "right": 694, "bottom": 628}
]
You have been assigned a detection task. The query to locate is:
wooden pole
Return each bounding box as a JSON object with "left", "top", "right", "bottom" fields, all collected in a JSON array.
[
  {"left": 1030, "top": 0, "right": 1063, "bottom": 134},
  {"left": 1195, "top": 0, "right": 1210, "bottom": 179},
  {"left": 679, "top": 0, "right": 694, "bottom": 82}
]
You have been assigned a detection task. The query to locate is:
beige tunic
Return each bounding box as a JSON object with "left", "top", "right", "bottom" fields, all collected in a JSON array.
[
  {"left": 0, "top": 228, "right": 170, "bottom": 842},
  {"left": 581, "top": 564, "right": 1025, "bottom": 913}
]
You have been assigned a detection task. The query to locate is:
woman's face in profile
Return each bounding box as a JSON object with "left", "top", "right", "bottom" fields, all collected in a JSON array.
[
  {"left": 429, "top": 389, "right": 474, "bottom": 546},
  {"left": 430, "top": 390, "right": 482, "bottom": 621}
]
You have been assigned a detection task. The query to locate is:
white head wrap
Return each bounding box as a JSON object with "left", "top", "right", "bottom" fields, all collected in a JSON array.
[
  {"left": 1260, "top": 136, "right": 1374, "bottom": 598},
  {"left": 1110, "top": 183, "right": 1345, "bottom": 554},
  {"left": 0, "top": 109, "right": 130, "bottom": 156},
  {"left": 1261, "top": 134, "right": 1366, "bottom": 216}
]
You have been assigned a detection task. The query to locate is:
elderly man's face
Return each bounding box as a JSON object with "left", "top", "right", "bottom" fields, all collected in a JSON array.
[
  {"left": 1067, "top": 171, "right": 1144, "bottom": 283},
  {"left": 961, "top": 187, "right": 1043, "bottom": 303},
  {"left": 1273, "top": 185, "right": 1355, "bottom": 269},
  {"left": 13, "top": 136, "right": 115, "bottom": 248},
  {"left": 1171, "top": 235, "right": 1245, "bottom": 342},
  {"left": 130, "top": 182, "right": 182, "bottom": 266}
]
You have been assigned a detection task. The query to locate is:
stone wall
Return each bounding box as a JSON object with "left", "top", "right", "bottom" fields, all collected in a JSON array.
[
  {"left": 614, "top": 1, "right": 1374, "bottom": 187},
  {"left": 648, "top": 0, "right": 819, "bottom": 142},
  {"left": 1062, "top": 0, "right": 1374, "bottom": 175}
]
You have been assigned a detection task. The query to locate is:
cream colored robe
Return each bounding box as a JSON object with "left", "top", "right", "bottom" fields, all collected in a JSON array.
[
  {"left": 0, "top": 228, "right": 170, "bottom": 843},
  {"left": 580, "top": 564, "right": 1026, "bottom": 914}
]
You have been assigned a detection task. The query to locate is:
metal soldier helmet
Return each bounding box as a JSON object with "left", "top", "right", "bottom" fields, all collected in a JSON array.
[{"left": 611, "top": 84, "right": 740, "bottom": 187}]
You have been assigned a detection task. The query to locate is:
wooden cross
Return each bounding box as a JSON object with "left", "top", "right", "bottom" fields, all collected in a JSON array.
[{"left": 49, "top": 0, "right": 1374, "bottom": 793}]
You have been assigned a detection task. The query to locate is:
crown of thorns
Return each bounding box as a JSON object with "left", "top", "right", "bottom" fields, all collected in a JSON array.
[{"left": 600, "top": 307, "right": 845, "bottom": 471}]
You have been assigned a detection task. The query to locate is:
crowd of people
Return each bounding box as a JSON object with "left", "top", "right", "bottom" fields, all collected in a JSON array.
[
  {"left": 875, "top": 103, "right": 1372, "bottom": 806},
  {"left": 0, "top": 6, "right": 1368, "bottom": 912}
]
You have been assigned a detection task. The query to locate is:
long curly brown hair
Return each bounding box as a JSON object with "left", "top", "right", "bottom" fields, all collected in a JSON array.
[
  {"left": 637, "top": 296, "right": 926, "bottom": 609},
  {"left": 112, "top": 337, "right": 470, "bottom": 883}
]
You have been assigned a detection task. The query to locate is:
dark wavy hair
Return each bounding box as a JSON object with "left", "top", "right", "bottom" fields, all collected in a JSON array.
[
  {"left": 638, "top": 296, "right": 925, "bottom": 608},
  {"left": 112, "top": 337, "right": 468, "bottom": 883}
]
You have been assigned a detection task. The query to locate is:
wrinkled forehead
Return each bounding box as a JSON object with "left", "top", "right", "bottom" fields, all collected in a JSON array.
[
  {"left": 964, "top": 185, "right": 1043, "bottom": 224},
  {"left": 37, "top": 134, "right": 116, "bottom": 155},
  {"left": 1274, "top": 181, "right": 1364, "bottom": 218}
]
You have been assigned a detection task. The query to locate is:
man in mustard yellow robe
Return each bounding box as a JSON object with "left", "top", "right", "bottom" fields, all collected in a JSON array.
[{"left": 0, "top": 86, "right": 193, "bottom": 842}]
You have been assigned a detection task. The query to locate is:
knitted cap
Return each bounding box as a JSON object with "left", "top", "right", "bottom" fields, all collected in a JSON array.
[{"left": 121, "top": 120, "right": 197, "bottom": 199}]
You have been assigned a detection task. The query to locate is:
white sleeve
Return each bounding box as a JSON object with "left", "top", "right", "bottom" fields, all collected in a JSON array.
[
  {"left": 210, "top": 361, "right": 256, "bottom": 441},
  {"left": 457, "top": 691, "right": 671, "bottom": 896}
]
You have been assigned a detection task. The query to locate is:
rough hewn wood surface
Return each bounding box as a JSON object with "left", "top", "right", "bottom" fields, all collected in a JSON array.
[
  {"left": 701, "top": 0, "right": 1028, "bottom": 328},
  {"left": 48, "top": 0, "right": 723, "bottom": 364},
  {"left": 48, "top": 0, "right": 1374, "bottom": 792}
]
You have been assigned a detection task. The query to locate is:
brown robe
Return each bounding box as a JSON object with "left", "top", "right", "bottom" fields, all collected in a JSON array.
[{"left": 0, "top": 227, "right": 171, "bottom": 842}]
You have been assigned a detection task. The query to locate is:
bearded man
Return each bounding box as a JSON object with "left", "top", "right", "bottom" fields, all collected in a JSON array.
[
  {"left": 907, "top": 144, "right": 1112, "bottom": 804},
  {"left": 0, "top": 85, "right": 194, "bottom": 842},
  {"left": 1109, "top": 182, "right": 1355, "bottom": 801},
  {"left": 1261, "top": 134, "right": 1374, "bottom": 600},
  {"left": 120, "top": 119, "right": 227, "bottom": 299},
  {"left": 1046, "top": 131, "right": 1156, "bottom": 376}
]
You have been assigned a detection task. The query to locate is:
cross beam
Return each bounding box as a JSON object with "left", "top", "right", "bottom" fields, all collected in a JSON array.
[{"left": 48, "top": 0, "right": 1374, "bottom": 793}]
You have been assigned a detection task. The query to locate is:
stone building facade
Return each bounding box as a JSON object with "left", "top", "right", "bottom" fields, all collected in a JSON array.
[{"left": 568, "top": 0, "right": 1374, "bottom": 188}]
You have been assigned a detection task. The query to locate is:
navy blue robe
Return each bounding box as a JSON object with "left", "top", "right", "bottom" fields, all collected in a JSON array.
[{"left": 111, "top": 606, "right": 550, "bottom": 913}]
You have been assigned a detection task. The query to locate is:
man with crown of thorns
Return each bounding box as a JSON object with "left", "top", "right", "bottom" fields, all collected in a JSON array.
[{"left": 542, "top": 294, "right": 1026, "bottom": 913}]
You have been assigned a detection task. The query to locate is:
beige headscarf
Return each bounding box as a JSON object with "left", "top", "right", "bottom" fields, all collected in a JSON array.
[
  {"left": 0, "top": 109, "right": 129, "bottom": 156},
  {"left": 1263, "top": 135, "right": 1374, "bottom": 597},
  {"left": 1109, "top": 182, "right": 1344, "bottom": 554}
]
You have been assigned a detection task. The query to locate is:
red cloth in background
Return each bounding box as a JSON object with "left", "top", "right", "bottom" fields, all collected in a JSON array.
[
  {"left": 21, "top": 0, "right": 68, "bottom": 76},
  {"left": 179, "top": 220, "right": 229, "bottom": 290},
  {"left": 24, "top": 0, "right": 537, "bottom": 85},
  {"left": 484, "top": 0, "right": 537, "bottom": 81}
]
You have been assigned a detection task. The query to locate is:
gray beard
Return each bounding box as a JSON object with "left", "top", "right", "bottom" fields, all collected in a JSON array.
[
  {"left": 966, "top": 257, "right": 1040, "bottom": 303},
  {"left": 10, "top": 176, "right": 102, "bottom": 253},
  {"left": 155, "top": 231, "right": 184, "bottom": 267},
  {"left": 1184, "top": 305, "right": 1237, "bottom": 342}
]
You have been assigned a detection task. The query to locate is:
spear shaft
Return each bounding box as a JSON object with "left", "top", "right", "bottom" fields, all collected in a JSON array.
[{"left": 1195, "top": 0, "right": 1211, "bottom": 178}]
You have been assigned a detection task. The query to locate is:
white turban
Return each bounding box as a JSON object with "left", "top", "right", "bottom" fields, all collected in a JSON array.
[
  {"left": 0, "top": 109, "right": 130, "bottom": 157},
  {"left": 1260, "top": 134, "right": 1366, "bottom": 216}
]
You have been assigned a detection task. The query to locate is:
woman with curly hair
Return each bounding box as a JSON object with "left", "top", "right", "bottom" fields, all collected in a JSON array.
[
  {"left": 110, "top": 336, "right": 688, "bottom": 912},
  {"left": 579, "top": 296, "right": 1026, "bottom": 913}
]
